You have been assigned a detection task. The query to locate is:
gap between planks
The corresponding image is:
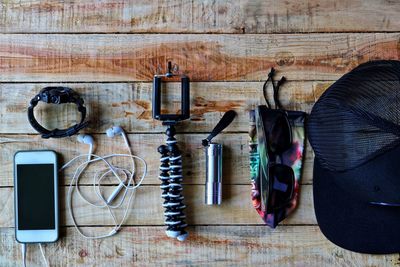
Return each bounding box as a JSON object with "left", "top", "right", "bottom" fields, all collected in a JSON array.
[{"left": 1, "top": 31, "right": 400, "bottom": 35}]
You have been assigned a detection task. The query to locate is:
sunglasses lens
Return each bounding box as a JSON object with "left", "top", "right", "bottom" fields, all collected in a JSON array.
[
  {"left": 269, "top": 114, "right": 291, "bottom": 154},
  {"left": 268, "top": 164, "right": 294, "bottom": 211}
]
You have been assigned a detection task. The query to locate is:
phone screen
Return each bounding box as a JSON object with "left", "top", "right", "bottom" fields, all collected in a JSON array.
[{"left": 17, "top": 164, "right": 55, "bottom": 230}]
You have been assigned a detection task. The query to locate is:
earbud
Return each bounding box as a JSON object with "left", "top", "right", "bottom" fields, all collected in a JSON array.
[
  {"left": 77, "top": 134, "right": 94, "bottom": 146},
  {"left": 106, "top": 126, "right": 124, "bottom": 138},
  {"left": 77, "top": 134, "right": 94, "bottom": 161},
  {"left": 106, "top": 125, "right": 130, "bottom": 154}
]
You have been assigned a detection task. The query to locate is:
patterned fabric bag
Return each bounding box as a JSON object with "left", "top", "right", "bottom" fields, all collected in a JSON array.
[{"left": 249, "top": 69, "right": 306, "bottom": 228}]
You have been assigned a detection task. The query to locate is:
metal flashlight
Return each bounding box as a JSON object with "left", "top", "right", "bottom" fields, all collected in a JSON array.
[{"left": 205, "top": 143, "right": 223, "bottom": 205}]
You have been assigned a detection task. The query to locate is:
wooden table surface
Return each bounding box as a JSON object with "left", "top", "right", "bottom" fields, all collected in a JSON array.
[{"left": 0, "top": 1, "right": 399, "bottom": 266}]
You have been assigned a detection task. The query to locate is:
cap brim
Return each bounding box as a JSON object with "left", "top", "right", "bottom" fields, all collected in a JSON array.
[{"left": 313, "top": 150, "right": 400, "bottom": 254}]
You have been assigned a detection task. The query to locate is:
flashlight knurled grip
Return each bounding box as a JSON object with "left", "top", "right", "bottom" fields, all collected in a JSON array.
[{"left": 205, "top": 143, "right": 223, "bottom": 205}]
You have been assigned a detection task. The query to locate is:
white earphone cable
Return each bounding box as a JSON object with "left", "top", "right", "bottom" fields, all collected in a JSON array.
[
  {"left": 38, "top": 243, "right": 49, "bottom": 267},
  {"left": 21, "top": 243, "right": 26, "bottom": 267},
  {"left": 62, "top": 130, "right": 147, "bottom": 240},
  {"left": 20, "top": 243, "right": 48, "bottom": 267},
  {"left": 64, "top": 157, "right": 146, "bottom": 239}
]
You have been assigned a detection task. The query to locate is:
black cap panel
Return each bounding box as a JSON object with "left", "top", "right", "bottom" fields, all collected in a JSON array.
[
  {"left": 314, "top": 158, "right": 400, "bottom": 254},
  {"left": 309, "top": 60, "right": 400, "bottom": 172}
]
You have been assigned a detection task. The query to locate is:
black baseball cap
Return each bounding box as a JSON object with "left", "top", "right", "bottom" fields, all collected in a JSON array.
[{"left": 308, "top": 60, "right": 400, "bottom": 254}]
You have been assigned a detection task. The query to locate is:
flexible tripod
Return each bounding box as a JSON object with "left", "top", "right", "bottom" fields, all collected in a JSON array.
[
  {"left": 153, "top": 62, "right": 190, "bottom": 241},
  {"left": 158, "top": 124, "right": 188, "bottom": 241}
]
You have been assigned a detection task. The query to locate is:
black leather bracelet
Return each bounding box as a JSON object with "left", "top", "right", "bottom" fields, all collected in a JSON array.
[{"left": 28, "top": 87, "right": 89, "bottom": 138}]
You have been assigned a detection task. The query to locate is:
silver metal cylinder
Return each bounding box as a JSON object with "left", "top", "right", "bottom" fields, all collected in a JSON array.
[{"left": 205, "top": 143, "right": 223, "bottom": 205}]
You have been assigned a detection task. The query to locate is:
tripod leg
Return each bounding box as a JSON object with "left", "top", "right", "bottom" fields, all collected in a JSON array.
[
  {"left": 164, "top": 125, "right": 188, "bottom": 241},
  {"left": 158, "top": 145, "right": 171, "bottom": 232}
]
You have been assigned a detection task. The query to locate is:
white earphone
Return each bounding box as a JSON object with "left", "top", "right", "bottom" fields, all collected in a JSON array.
[
  {"left": 106, "top": 126, "right": 132, "bottom": 154},
  {"left": 106, "top": 126, "right": 124, "bottom": 137},
  {"left": 77, "top": 134, "right": 94, "bottom": 159},
  {"left": 62, "top": 126, "right": 147, "bottom": 240},
  {"left": 77, "top": 134, "right": 94, "bottom": 146}
]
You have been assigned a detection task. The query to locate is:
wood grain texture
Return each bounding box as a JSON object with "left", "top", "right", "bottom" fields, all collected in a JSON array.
[
  {"left": 0, "top": 0, "right": 397, "bottom": 265},
  {"left": 0, "top": 0, "right": 399, "bottom": 33},
  {"left": 0, "top": 33, "right": 398, "bottom": 81},
  {"left": 0, "top": 185, "right": 315, "bottom": 227},
  {"left": 0, "top": 226, "right": 398, "bottom": 267},
  {"left": 0, "top": 82, "right": 321, "bottom": 133},
  {"left": 0, "top": 134, "right": 314, "bottom": 186}
]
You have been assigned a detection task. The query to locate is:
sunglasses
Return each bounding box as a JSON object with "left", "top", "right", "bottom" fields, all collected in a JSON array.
[{"left": 256, "top": 105, "right": 295, "bottom": 214}]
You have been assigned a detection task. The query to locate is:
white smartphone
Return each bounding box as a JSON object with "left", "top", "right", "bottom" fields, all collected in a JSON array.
[{"left": 14, "top": 150, "right": 59, "bottom": 243}]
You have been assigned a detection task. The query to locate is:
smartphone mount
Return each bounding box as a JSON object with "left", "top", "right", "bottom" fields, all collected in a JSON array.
[
  {"left": 152, "top": 62, "right": 190, "bottom": 124},
  {"left": 152, "top": 62, "right": 190, "bottom": 241}
]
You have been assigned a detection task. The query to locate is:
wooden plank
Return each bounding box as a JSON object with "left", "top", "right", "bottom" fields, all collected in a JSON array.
[
  {"left": 0, "top": 82, "right": 321, "bottom": 134},
  {"left": 0, "top": 226, "right": 397, "bottom": 266},
  {"left": 0, "top": 184, "right": 315, "bottom": 227},
  {"left": 0, "top": 1, "right": 399, "bottom": 34},
  {"left": 0, "top": 134, "right": 315, "bottom": 186},
  {"left": 0, "top": 33, "right": 398, "bottom": 82}
]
